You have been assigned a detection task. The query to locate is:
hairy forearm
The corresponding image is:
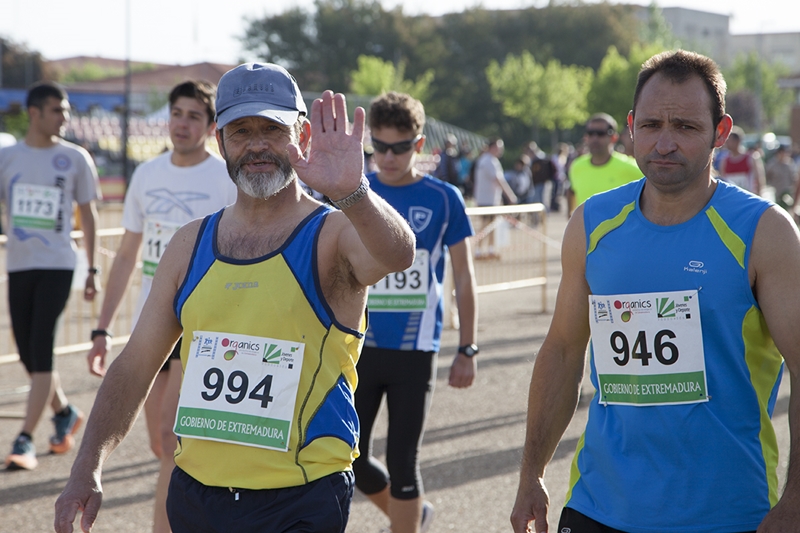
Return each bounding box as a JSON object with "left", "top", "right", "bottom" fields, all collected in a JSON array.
[
  {"left": 342, "top": 190, "right": 415, "bottom": 273},
  {"left": 71, "top": 350, "right": 157, "bottom": 474}
]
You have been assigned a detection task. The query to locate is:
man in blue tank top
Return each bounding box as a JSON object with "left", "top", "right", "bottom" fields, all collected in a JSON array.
[
  {"left": 512, "top": 50, "right": 800, "bottom": 533},
  {"left": 55, "top": 63, "right": 416, "bottom": 533}
]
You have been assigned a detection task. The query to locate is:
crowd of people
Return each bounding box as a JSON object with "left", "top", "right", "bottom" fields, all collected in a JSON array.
[{"left": 2, "top": 49, "right": 800, "bottom": 533}]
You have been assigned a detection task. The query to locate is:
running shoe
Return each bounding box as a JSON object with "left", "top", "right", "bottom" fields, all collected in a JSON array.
[
  {"left": 5, "top": 435, "right": 38, "bottom": 470},
  {"left": 50, "top": 404, "right": 84, "bottom": 454},
  {"left": 420, "top": 500, "right": 435, "bottom": 533}
]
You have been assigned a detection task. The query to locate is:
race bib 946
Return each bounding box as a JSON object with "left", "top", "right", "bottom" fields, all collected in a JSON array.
[{"left": 589, "top": 290, "right": 708, "bottom": 406}]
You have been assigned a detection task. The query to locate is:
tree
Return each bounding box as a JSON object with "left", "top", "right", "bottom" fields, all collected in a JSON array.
[
  {"left": 587, "top": 43, "right": 666, "bottom": 127},
  {"left": 349, "top": 55, "right": 434, "bottom": 102},
  {"left": 0, "top": 37, "right": 45, "bottom": 89},
  {"left": 486, "top": 51, "right": 593, "bottom": 145},
  {"left": 240, "top": 0, "right": 407, "bottom": 92},
  {"left": 239, "top": 1, "right": 646, "bottom": 152},
  {"left": 724, "top": 52, "right": 794, "bottom": 133}
]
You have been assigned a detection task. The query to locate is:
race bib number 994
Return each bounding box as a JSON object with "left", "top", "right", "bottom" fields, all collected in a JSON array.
[
  {"left": 589, "top": 290, "right": 708, "bottom": 406},
  {"left": 174, "top": 331, "right": 304, "bottom": 451}
]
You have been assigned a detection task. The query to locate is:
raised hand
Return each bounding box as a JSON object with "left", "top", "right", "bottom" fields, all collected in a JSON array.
[{"left": 287, "top": 90, "right": 365, "bottom": 202}]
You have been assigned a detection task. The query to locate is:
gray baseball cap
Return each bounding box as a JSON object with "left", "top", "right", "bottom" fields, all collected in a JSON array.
[{"left": 215, "top": 63, "right": 307, "bottom": 129}]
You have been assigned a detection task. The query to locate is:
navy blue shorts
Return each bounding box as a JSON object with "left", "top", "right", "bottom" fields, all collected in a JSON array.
[
  {"left": 166, "top": 467, "right": 354, "bottom": 533},
  {"left": 558, "top": 507, "right": 757, "bottom": 533}
]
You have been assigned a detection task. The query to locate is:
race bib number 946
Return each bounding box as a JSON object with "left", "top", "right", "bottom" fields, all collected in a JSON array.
[
  {"left": 589, "top": 290, "right": 708, "bottom": 406},
  {"left": 174, "top": 331, "right": 304, "bottom": 451}
]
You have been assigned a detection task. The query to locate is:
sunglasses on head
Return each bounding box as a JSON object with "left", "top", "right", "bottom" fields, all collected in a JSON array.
[
  {"left": 371, "top": 135, "right": 422, "bottom": 155},
  {"left": 585, "top": 128, "right": 614, "bottom": 137}
]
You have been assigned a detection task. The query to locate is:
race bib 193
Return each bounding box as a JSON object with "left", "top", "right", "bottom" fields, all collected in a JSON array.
[
  {"left": 589, "top": 290, "right": 708, "bottom": 406},
  {"left": 368, "top": 249, "right": 429, "bottom": 312},
  {"left": 174, "top": 331, "right": 304, "bottom": 451}
]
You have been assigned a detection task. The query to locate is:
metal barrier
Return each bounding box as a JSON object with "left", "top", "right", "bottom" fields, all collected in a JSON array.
[
  {"left": 443, "top": 203, "right": 550, "bottom": 328},
  {"left": 0, "top": 202, "right": 551, "bottom": 362}
]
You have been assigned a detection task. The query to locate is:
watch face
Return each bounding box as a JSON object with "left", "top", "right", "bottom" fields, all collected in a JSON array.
[{"left": 461, "top": 344, "right": 478, "bottom": 357}]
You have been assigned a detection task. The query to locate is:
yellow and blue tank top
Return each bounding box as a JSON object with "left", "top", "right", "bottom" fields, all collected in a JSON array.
[
  {"left": 569, "top": 178, "right": 783, "bottom": 532},
  {"left": 173, "top": 205, "right": 365, "bottom": 489}
]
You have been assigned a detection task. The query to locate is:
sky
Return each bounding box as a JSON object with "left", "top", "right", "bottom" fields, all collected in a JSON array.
[{"left": 1, "top": 0, "right": 799, "bottom": 66}]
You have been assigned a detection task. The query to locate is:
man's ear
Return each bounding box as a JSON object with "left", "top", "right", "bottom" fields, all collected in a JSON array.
[
  {"left": 713, "top": 115, "right": 733, "bottom": 149},
  {"left": 627, "top": 111, "right": 634, "bottom": 140},
  {"left": 297, "top": 119, "right": 312, "bottom": 153}
]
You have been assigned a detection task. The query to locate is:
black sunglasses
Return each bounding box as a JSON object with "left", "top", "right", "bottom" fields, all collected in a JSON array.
[
  {"left": 585, "top": 128, "right": 614, "bottom": 137},
  {"left": 371, "top": 135, "right": 422, "bottom": 155}
]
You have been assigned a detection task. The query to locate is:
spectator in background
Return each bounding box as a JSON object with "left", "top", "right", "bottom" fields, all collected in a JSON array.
[
  {"left": 550, "top": 142, "right": 571, "bottom": 212},
  {"left": 504, "top": 154, "right": 532, "bottom": 203},
  {"left": 718, "top": 126, "right": 765, "bottom": 195},
  {"left": 765, "top": 144, "right": 798, "bottom": 210},
  {"left": 526, "top": 142, "right": 555, "bottom": 207},
  {"left": 433, "top": 133, "right": 461, "bottom": 190},
  {"left": 457, "top": 142, "right": 474, "bottom": 198},
  {"left": 472, "top": 137, "right": 516, "bottom": 259},
  {"left": 566, "top": 113, "right": 642, "bottom": 215}
]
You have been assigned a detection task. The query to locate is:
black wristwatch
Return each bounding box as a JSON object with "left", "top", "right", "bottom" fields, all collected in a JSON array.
[
  {"left": 91, "top": 329, "right": 112, "bottom": 341},
  {"left": 458, "top": 344, "right": 479, "bottom": 357}
]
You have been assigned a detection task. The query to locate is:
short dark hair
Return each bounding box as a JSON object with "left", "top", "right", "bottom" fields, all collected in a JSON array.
[
  {"left": 169, "top": 80, "right": 217, "bottom": 125},
  {"left": 368, "top": 92, "right": 425, "bottom": 135},
  {"left": 26, "top": 81, "right": 68, "bottom": 110},
  {"left": 632, "top": 50, "right": 726, "bottom": 128},
  {"left": 586, "top": 113, "right": 618, "bottom": 133}
]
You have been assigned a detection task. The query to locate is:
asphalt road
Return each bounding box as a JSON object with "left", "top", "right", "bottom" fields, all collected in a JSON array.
[{"left": 0, "top": 213, "right": 792, "bottom": 533}]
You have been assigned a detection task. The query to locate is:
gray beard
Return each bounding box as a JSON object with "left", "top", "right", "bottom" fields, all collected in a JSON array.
[{"left": 228, "top": 151, "right": 296, "bottom": 199}]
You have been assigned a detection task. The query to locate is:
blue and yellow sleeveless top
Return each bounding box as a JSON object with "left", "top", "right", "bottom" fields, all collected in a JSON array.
[
  {"left": 173, "top": 205, "right": 365, "bottom": 489},
  {"left": 568, "top": 178, "right": 783, "bottom": 532}
]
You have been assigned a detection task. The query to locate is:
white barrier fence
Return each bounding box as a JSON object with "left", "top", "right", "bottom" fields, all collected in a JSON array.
[{"left": 0, "top": 203, "right": 551, "bottom": 363}]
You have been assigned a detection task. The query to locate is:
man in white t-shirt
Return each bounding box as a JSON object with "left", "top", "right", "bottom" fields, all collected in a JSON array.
[
  {"left": 86, "top": 80, "right": 236, "bottom": 533},
  {"left": 472, "top": 137, "right": 516, "bottom": 259},
  {"left": 1, "top": 81, "right": 101, "bottom": 471}
]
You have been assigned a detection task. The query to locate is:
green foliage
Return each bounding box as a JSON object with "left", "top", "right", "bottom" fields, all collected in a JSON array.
[
  {"left": 349, "top": 55, "right": 434, "bottom": 102},
  {"left": 724, "top": 52, "right": 794, "bottom": 132},
  {"left": 486, "top": 51, "right": 593, "bottom": 133},
  {"left": 2, "top": 110, "right": 28, "bottom": 138},
  {"left": 240, "top": 1, "right": 643, "bottom": 148},
  {"left": 61, "top": 63, "right": 123, "bottom": 83},
  {"left": 587, "top": 43, "right": 667, "bottom": 127}
]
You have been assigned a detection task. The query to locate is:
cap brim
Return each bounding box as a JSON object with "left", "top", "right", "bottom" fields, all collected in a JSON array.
[{"left": 216, "top": 102, "right": 300, "bottom": 129}]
